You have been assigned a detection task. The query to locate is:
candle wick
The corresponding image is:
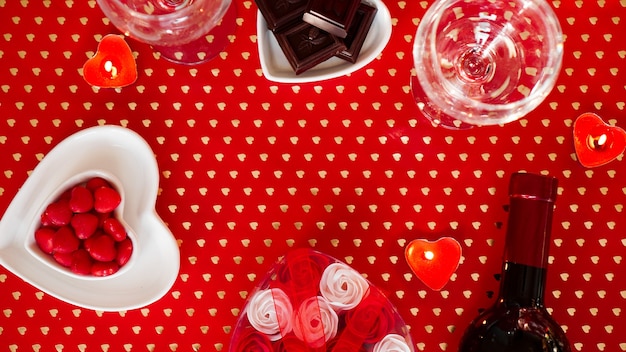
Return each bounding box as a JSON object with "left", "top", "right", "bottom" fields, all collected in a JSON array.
[
  {"left": 424, "top": 251, "right": 435, "bottom": 260},
  {"left": 104, "top": 60, "right": 119, "bottom": 79},
  {"left": 587, "top": 133, "right": 608, "bottom": 150}
]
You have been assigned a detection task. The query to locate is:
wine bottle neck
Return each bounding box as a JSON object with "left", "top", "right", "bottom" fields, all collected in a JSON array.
[
  {"left": 498, "top": 173, "right": 557, "bottom": 308},
  {"left": 499, "top": 262, "right": 547, "bottom": 307},
  {"left": 503, "top": 197, "right": 554, "bottom": 269}
]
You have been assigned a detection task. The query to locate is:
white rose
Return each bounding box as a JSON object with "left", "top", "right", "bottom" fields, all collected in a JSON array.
[
  {"left": 373, "top": 334, "right": 412, "bottom": 352},
  {"left": 246, "top": 288, "right": 293, "bottom": 341},
  {"left": 319, "top": 262, "right": 370, "bottom": 311},
  {"left": 293, "top": 296, "right": 339, "bottom": 348}
]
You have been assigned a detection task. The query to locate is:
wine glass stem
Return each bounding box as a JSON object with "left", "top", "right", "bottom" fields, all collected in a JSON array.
[
  {"left": 162, "top": 0, "right": 190, "bottom": 10},
  {"left": 458, "top": 48, "right": 493, "bottom": 83}
]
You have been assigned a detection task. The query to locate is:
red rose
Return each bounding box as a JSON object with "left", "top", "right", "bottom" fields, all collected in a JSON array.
[
  {"left": 344, "top": 289, "right": 395, "bottom": 344},
  {"left": 292, "top": 296, "right": 339, "bottom": 348},
  {"left": 276, "top": 249, "right": 332, "bottom": 288},
  {"left": 273, "top": 334, "right": 312, "bottom": 352},
  {"left": 231, "top": 327, "right": 273, "bottom": 352},
  {"left": 273, "top": 249, "right": 334, "bottom": 310},
  {"left": 326, "top": 336, "right": 368, "bottom": 352}
]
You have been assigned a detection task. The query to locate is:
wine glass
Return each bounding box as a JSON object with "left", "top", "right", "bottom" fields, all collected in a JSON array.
[
  {"left": 411, "top": 0, "right": 563, "bottom": 129},
  {"left": 96, "top": 0, "right": 237, "bottom": 65}
]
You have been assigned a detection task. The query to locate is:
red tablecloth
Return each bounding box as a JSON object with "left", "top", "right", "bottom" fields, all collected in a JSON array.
[{"left": 1, "top": 1, "right": 625, "bottom": 351}]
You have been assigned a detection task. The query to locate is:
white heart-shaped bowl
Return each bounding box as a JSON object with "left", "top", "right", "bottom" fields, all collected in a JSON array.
[
  {"left": 0, "top": 125, "right": 180, "bottom": 311},
  {"left": 257, "top": 0, "right": 392, "bottom": 83}
]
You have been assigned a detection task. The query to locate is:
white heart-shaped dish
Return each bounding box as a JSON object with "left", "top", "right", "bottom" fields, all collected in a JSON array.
[
  {"left": 0, "top": 126, "right": 180, "bottom": 311},
  {"left": 257, "top": 0, "right": 392, "bottom": 83}
]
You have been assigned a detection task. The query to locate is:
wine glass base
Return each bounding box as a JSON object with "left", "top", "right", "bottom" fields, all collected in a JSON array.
[
  {"left": 153, "top": 1, "right": 237, "bottom": 65},
  {"left": 410, "top": 75, "right": 474, "bottom": 130}
]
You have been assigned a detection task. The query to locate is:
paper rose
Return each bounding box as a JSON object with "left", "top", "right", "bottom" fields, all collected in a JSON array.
[
  {"left": 372, "top": 334, "right": 412, "bottom": 352},
  {"left": 273, "top": 334, "right": 311, "bottom": 352},
  {"left": 276, "top": 250, "right": 332, "bottom": 288},
  {"left": 231, "top": 327, "right": 274, "bottom": 352},
  {"left": 320, "top": 262, "right": 370, "bottom": 311},
  {"left": 246, "top": 288, "right": 293, "bottom": 341},
  {"left": 293, "top": 296, "right": 339, "bottom": 348},
  {"left": 326, "top": 336, "right": 369, "bottom": 352},
  {"left": 345, "top": 288, "right": 395, "bottom": 344}
]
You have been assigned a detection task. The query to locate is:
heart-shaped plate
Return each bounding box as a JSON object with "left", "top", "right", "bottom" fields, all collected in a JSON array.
[
  {"left": 257, "top": 0, "right": 392, "bottom": 83},
  {"left": 230, "top": 248, "right": 414, "bottom": 352},
  {"left": 0, "top": 126, "right": 179, "bottom": 311}
]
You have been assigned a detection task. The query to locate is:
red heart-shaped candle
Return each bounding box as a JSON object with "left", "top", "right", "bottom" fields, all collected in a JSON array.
[
  {"left": 573, "top": 113, "right": 626, "bottom": 168},
  {"left": 83, "top": 34, "right": 137, "bottom": 88},
  {"left": 405, "top": 237, "right": 462, "bottom": 291}
]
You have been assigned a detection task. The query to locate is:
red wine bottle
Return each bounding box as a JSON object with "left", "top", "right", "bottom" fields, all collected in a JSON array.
[{"left": 458, "top": 172, "right": 571, "bottom": 352}]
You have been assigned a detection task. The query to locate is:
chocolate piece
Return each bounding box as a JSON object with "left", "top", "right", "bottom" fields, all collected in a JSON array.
[
  {"left": 255, "top": 0, "right": 309, "bottom": 32},
  {"left": 302, "top": 0, "right": 361, "bottom": 38},
  {"left": 336, "top": 3, "right": 377, "bottom": 63},
  {"left": 274, "top": 22, "right": 347, "bottom": 74}
]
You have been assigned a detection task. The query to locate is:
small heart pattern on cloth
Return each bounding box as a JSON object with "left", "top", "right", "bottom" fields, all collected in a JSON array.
[
  {"left": 230, "top": 248, "right": 415, "bottom": 352},
  {"left": 83, "top": 34, "right": 137, "bottom": 88},
  {"left": 405, "top": 237, "right": 462, "bottom": 291},
  {"left": 573, "top": 112, "right": 626, "bottom": 168}
]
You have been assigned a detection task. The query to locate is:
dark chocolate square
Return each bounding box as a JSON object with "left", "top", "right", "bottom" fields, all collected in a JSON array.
[
  {"left": 255, "top": 0, "right": 309, "bottom": 32},
  {"left": 336, "top": 3, "right": 377, "bottom": 63},
  {"left": 302, "top": 0, "right": 361, "bottom": 38},
  {"left": 274, "top": 22, "right": 347, "bottom": 75}
]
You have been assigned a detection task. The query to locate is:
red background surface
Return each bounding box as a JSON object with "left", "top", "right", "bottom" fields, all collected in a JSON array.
[{"left": 1, "top": 0, "right": 625, "bottom": 351}]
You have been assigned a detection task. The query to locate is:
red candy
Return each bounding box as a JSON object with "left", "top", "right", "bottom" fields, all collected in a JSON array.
[
  {"left": 71, "top": 249, "right": 94, "bottom": 275},
  {"left": 69, "top": 186, "right": 94, "bottom": 213},
  {"left": 42, "top": 199, "right": 73, "bottom": 226},
  {"left": 94, "top": 186, "right": 122, "bottom": 213},
  {"left": 71, "top": 213, "right": 99, "bottom": 239},
  {"left": 116, "top": 238, "right": 133, "bottom": 266},
  {"left": 86, "top": 177, "right": 110, "bottom": 192},
  {"left": 91, "top": 261, "right": 120, "bottom": 277},
  {"left": 103, "top": 217, "right": 127, "bottom": 241},
  {"left": 84, "top": 232, "right": 117, "bottom": 262},
  {"left": 34, "top": 177, "right": 133, "bottom": 277},
  {"left": 53, "top": 251, "right": 74, "bottom": 268},
  {"left": 53, "top": 226, "right": 81, "bottom": 254},
  {"left": 34, "top": 227, "right": 56, "bottom": 254}
]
